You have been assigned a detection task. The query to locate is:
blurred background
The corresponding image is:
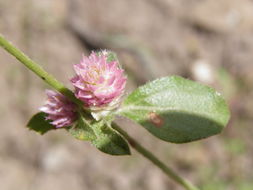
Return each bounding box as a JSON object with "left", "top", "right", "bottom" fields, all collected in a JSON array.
[{"left": 0, "top": 0, "right": 253, "bottom": 189}]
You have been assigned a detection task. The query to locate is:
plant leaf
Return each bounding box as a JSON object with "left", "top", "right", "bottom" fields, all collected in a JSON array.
[
  {"left": 91, "top": 121, "right": 131, "bottom": 155},
  {"left": 27, "top": 112, "right": 55, "bottom": 135},
  {"left": 68, "top": 115, "right": 130, "bottom": 155},
  {"left": 68, "top": 116, "right": 96, "bottom": 141},
  {"left": 118, "top": 76, "right": 230, "bottom": 143}
]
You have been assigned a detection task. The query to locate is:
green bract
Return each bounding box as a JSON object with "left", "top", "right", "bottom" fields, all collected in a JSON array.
[{"left": 118, "top": 76, "right": 230, "bottom": 143}]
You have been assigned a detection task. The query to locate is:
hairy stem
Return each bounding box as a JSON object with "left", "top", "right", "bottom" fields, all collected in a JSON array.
[
  {"left": 0, "top": 33, "right": 199, "bottom": 190},
  {"left": 0, "top": 34, "right": 82, "bottom": 106},
  {"left": 112, "top": 122, "right": 200, "bottom": 190}
]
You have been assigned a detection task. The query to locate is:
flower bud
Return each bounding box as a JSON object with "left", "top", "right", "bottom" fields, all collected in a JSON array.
[{"left": 40, "top": 90, "right": 77, "bottom": 128}]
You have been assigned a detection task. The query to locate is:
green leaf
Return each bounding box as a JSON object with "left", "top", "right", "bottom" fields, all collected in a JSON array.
[
  {"left": 118, "top": 76, "right": 230, "bottom": 143},
  {"left": 68, "top": 115, "right": 130, "bottom": 155},
  {"left": 27, "top": 112, "right": 55, "bottom": 135},
  {"left": 91, "top": 121, "right": 131, "bottom": 155},
  {"left": 68, "top": 116, "right": 96, "bottom": 141}
]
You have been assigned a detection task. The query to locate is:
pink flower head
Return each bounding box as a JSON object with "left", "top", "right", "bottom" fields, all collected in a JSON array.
[
  {"left": 71, "top": 51, "right": 126, "bottom": 115},
  {"left": 40, "top": 90, "right": 77, "bottom": 128}
]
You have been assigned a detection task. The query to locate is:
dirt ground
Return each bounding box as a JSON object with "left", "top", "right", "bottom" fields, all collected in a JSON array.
[{"left": 1, "top": 0, "right": 253, "bottom": 190}]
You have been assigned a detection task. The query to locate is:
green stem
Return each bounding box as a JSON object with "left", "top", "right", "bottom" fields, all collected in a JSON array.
[
  {"left": 0, "top": 33, "right": 200, "bottom": 190},
  {"left": 112, "top": 123, "right": 200, "bottom": 190},
  {"left": 0, "top": 34, "right": 82, "bottom": 106}
]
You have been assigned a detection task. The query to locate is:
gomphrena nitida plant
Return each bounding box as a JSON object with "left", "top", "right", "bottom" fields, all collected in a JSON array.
[{"left": 0, "top": 34, "right": 230, "bottom": 190}]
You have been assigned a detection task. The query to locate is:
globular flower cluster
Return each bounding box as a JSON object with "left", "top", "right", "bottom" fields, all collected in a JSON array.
[
  {"left": 71, "top": 51, "right": 126, "bottom": 108},
  {"left": 41, "top": 50, "right": 126, "bottom": 127},
  {"left": 40, "top": 90, "right": 77, "bottom": 128}
]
